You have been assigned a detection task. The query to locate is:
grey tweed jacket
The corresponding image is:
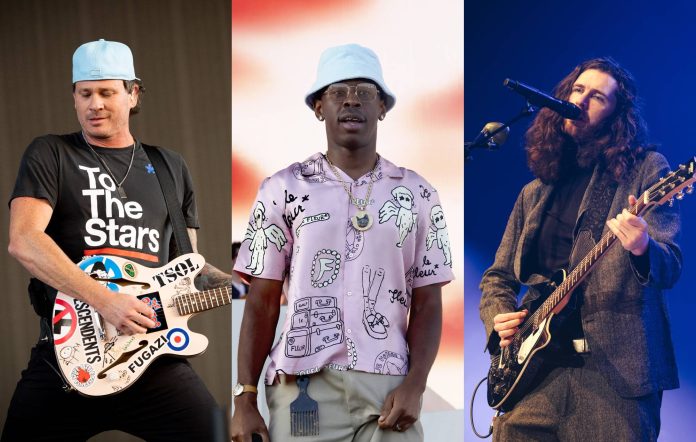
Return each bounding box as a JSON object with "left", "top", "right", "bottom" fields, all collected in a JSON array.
[{"left": 479, "top": 151, "right": 681, "bottom": 397}]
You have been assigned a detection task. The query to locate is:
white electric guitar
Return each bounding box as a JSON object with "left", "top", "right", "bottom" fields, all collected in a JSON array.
[{"left": 51, "top": 253, "right": 231, "bottom": 396}]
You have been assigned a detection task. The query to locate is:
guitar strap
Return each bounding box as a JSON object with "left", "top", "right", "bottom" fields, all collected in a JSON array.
[
  {"left": 571, "top": 169, "right": 618, "bottom": 265},
  {"left": 566, "top": 168, "right": 618, "bottom": 313},
  {"left": 142, "top": 144, "right": 194, "bottom": 255}
]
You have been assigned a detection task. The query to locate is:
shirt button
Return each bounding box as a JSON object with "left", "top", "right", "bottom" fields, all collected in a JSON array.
[
  {"left": 347, "top": 291, "right": 352, "bottom": 296},
  {"left": 347, "top": 329, "right": 352, "bottom": 334}
]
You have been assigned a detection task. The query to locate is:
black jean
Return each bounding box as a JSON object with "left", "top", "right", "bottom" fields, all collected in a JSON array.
[{"left": 2, "top": 342, "right": 223, "bottom": 441}]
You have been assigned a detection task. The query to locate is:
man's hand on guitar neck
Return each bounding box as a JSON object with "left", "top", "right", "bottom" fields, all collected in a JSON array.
[
  {"left": 493, "top": 310, "right": 528, "bottom": 348},
  {"left": 606, "top": 195, "right": 650, "bottom": 256}
]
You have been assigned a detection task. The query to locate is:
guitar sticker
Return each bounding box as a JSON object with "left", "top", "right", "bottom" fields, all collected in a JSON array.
[
  {"left": 244, "top": 201, "right": 288, "bottom": 275},
  {"left": 426, "top": 205, "right": 452, "bottom": 267},
  {"left": 70, "top": 364, "right": 96, "bottom": 388},
  {"left": 378, "top": 186, "right": 417, "bottom": 247},
  {"left": 123, "top": 262, "right": 137, "bottom": 278},
  {"left": 102, "top": 337, "right": 118, "bottom": 367},
  {"left": 52, "top": 298, "right": 77, "bottom": 345},
  {"left": 78, "top": 256, "right": 122, "bottom": 291},
  {"left": 166, "top": 328, "right": 190, "bottom": 351},
  {"left": 137, "top": 293, "right": 168, "bottom": 333},
  {"left": 58, "top": 343, "right": 81, "bottom": 366}
]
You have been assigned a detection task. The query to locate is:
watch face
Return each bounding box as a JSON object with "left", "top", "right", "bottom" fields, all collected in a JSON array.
[{"left": 233, "top": 384, "right": 243, "bottom": 396}]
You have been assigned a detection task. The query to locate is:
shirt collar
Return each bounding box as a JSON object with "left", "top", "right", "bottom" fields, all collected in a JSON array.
[{"left": 303, "top": 152, "right": 404, "bottom": 181}]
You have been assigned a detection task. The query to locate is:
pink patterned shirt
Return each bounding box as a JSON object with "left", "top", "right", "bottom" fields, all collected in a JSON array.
[{"left": 234, "top": 153, "right": 454, "bottom": 384}]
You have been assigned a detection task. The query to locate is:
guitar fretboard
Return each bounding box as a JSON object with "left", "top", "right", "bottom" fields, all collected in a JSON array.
[
  {"left": 174, "top": 286, "right": 232, "bottom": 315},
  {"left": 531, "top": 199, "right": 649, "bottom": 330}
]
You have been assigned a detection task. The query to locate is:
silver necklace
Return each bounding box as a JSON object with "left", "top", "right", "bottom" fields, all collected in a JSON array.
[
  {"left": 81, "top": 132, "right": 136, "bottom": 199},
  {"left": 324, "top": 153, "right": 379, "bottom": 231}
]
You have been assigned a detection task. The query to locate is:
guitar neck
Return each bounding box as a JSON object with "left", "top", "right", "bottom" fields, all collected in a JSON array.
[
  {"left": 174, "top": 286, "right": 232, "bottom": 315},
  {"left": 533, "top": 199, "right": 649, "bottom": 326}
]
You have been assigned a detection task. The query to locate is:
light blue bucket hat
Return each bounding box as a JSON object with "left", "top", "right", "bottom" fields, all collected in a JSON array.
[
  {"left": 305, "top": 44, "right": 396, "bottom": 112},
  {"left": 72, "top": 39, "right": 139, "bottom": 83}
]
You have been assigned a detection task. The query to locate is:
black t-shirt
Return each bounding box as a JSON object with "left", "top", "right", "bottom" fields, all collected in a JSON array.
[
  {"left": 533, "top": 167, "right": 593, "bottom": 343},
  {"left": 535, "top": 167, "right": 593, "bottom": 275},
  {"left": 11, "top": 132, "right": 198, "bottom": 267}
]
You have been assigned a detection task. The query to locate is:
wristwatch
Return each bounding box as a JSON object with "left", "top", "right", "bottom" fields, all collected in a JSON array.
[{"left": 233, "top": 383, "right": 258, "bottom": 397}]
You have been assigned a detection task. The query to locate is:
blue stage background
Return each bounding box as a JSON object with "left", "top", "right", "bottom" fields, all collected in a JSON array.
[{"left": 465, "top": 1, "right": 696, "bottom": 440}]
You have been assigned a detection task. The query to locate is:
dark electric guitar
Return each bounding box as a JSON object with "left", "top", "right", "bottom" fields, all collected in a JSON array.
[
  {"left": 52, "top": 253, "right": 231, "bottom": 396},
  {"left": 487, "top": 157, "right": 696, "bottom": 411}
]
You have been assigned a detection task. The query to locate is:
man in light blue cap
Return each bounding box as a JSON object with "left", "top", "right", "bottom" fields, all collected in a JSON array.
[
  {"left": 232, "top": 44, "right": 453, "bottom": 442},
  {"left": 4, "top": 39, "right": 230, "bottom": 441}
]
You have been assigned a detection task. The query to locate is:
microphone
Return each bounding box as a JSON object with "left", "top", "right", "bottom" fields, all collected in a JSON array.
[
  {"left": 480, "top": 122, "right": 509, "bottom": 149},
  {"left": 468, "top": 122, "right": 510, "bottom": 151},
  {"left": 503, "top": 78, "right": 582, "bottom": 120}
]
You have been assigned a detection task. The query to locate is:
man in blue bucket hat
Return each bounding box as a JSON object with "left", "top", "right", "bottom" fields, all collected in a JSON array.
[
  {"left": 231, "top": 44, "right": 454, "bottom": 441},
  {"left": 3, "top": 39, "right": 230, "bottom": 441}
]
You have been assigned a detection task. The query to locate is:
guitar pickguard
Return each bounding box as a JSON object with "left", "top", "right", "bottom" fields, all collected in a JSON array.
[{"left": 517, "top": 316, "right": 549, "bottom": 364}]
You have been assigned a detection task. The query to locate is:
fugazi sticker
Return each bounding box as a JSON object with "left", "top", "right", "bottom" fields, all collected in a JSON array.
[{"left": 127, "top": 335, "right": 169, "bottom": 373}]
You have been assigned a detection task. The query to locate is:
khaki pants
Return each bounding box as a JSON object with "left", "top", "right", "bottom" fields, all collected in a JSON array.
[{"left": 266, "top": 369, "right": 424, "bottom": 442}]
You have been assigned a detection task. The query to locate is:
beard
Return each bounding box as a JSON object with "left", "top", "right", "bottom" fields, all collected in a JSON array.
[
  {"left": 575, "top": 137, "right": 607, "bottom": 169},
  {"left": 563, "top": 119, "right": 611, "bottom": 169}
]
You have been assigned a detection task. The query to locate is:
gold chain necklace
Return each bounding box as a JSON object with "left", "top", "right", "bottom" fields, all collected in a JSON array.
[{"left": 324, "top": 153, "right": 379, "bottom": 231}]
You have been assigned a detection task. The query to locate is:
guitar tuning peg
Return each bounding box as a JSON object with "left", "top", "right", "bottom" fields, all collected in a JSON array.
[
  {"left": 687, "top": 184, "right": 694, "bottom": 194},
  {"left": 669, "top": 198, "right": 674, "bottom": 207},
  {"left": 676, "top": 192, "right": 685, "bottom": 200}
]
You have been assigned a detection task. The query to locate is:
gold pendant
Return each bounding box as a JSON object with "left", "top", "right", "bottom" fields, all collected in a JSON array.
[{"left": 351, "top": 210, "right": 373, "bottom": 231}]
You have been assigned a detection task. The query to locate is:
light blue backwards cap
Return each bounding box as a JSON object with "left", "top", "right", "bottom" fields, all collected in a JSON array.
[
  {"left": 72, "top": 39, "right": 139, "bottom": 83},
  {"left": 305, "top": 44, "right": 396, "bottom": 112}
]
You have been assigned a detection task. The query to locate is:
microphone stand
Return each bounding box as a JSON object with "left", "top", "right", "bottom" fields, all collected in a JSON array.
[{"left": 465, "top": 102, "right": 538, "bottom": 163}]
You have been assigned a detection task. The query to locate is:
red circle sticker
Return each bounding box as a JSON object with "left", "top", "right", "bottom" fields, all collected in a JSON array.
[{"left": 53, "top": 298, "right": 77, "bottom": 345}]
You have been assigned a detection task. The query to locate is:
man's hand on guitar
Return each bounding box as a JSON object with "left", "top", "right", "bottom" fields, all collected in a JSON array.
[
  {"left": 606, "top": 195, "right": 649, "bottom": 256},
  {"left": 493, "top": 310, "right": 527, "bottom": 348},
  {"left": 94, "top": 290, "right": 157, "bottom": 335}
]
